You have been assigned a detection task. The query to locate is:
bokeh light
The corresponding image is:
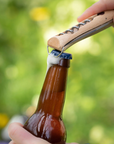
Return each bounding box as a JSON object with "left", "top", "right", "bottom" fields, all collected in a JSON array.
[
  {"left": 30, "top": 7, "right": 50, "bottom": 21},
  {"left": 0, "top": 114, "right": 9, "bottom": 129}
]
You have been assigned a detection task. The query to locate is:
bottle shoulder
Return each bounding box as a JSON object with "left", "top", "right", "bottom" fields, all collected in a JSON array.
[{"left": 24, "top": 112, "right": 66, "bottom": 143}]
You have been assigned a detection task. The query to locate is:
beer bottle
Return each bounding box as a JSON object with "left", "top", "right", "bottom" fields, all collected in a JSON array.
[{"left": 24, "top": 50, "right": 72, "bottom": 144}]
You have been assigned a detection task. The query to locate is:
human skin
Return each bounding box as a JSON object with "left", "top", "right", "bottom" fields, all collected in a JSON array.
[
  {"left": 77, "top": 0, "right": 114, "bottom": 23},
  {"left": 8, "top": 123, "right": 78, "bottom": 144}
]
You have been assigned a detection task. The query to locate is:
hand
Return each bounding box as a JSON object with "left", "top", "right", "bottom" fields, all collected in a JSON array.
[
  {"left": 8, "top": 123, "right": 78, "bottom": 144},
  {"left": 8, "top": 123, "right": 50, "bottom": 144},
  {"left": 77, "top": 0, "right": 114, "bottom": 23}
]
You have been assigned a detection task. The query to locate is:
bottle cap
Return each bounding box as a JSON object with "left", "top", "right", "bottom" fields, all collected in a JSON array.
[{"left": 51, "top": 50, "right": 72, "bottom": 59}]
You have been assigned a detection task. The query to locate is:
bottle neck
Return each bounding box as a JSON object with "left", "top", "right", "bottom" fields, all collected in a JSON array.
[{"left": 36, "top": 59, "right": 70, "bottom": 118}]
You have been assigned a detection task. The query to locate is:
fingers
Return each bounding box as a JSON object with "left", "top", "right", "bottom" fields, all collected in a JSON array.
[
  {"left": 77, "top": 0, "right": 114, "bottom": 22},
  {"left": 8, "top": 122, "right": 50, "bottom": 144},
  {"left": 77, "top": 1, "right": 101, "bottom": 22},
  {"left": 8, "top": 123, "right": 78, "bottom": 144},
  {"left": 8, "top": 122, "right": 36, "bottom": 144},
  {"left": 9, "top": 141, "right": 16, "bottom": 144}
]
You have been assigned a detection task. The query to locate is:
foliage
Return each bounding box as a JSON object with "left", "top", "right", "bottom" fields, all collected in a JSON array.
[{"left": 0, "top": 0, "right": 114, "bottom": 143}]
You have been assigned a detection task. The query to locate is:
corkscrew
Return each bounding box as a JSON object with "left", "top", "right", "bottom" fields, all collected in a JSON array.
[{"left": 47, "top": 10, "right": 114, "bottom": 56}]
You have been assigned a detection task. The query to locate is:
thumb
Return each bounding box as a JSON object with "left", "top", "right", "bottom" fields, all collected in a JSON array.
[{"left": 8, "top": 122, "right": 50, "bottom": 144}]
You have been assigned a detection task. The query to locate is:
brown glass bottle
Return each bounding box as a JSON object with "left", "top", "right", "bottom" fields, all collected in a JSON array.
[{"left": 24, "top": 51, "right": 72, "bottom": 144}]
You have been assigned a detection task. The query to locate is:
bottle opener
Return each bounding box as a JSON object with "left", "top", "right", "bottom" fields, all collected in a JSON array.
[{"left": 47, "top": 10, "right": 114, "bottom": 56}]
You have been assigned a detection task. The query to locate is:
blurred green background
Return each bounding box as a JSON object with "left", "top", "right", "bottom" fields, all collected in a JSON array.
[{"left": 0, "top": 0, "right": 114, "bottom": 143}]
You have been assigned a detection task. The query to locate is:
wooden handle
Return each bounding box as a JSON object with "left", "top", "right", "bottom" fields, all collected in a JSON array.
[{"left": 47, "top": 10, "right": 114, "bottom": 51}]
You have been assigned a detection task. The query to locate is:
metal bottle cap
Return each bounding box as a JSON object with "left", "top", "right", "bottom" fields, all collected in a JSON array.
[{"left": 51, "top": 50, "right": 72, "bottom": 59}]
